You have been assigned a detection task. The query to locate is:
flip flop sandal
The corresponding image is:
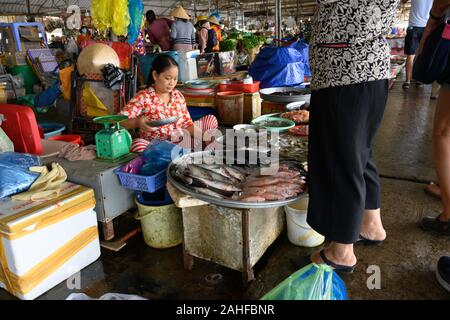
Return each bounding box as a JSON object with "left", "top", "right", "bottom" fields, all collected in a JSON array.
[
  {"left": 420, "top": 216, "right": 450, "bottom": 236},
  {"left": 319, "top": 250, "right": 356, "bottom": 274},
  {"left": 424, "top": 182, "right": 441, "bottom": 200},
  {"left": 355, "top": 234, "right": 384, "bottom": 246}
]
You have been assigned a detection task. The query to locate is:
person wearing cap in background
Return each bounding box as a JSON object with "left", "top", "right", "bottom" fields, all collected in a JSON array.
[
  {"left": 145, "top": 10, "right": 173, "bottom": 52},
  {"left": 170, "top": 6, "right": 196, "bottom": 52},
  {"left": 208, "top": 15, "right": 222, "bottom": 52}
]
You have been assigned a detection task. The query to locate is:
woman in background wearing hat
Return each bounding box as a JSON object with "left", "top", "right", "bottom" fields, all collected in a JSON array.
[
  {"left": 170, "top": 6, "right": 196, "bottom": 52},
  {"left": 145, "top": 10, "right": 173, "bottom": 52},
  {"left": 197, "top": 16, "right": 211, "bottom": 54},
  {"left": 208, "top": 15, "right": 222, "bottom": 52}
]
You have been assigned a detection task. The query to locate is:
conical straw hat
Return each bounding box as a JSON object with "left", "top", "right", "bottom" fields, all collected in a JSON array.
[
  {"left": 77, "top": 43, "right": 120, "bottom": 75},
  {"left": 208, "top": 16, "right": 220, "bottom": 25},
  {"left": 170, "top": 6, "right": 190, "bottom": 20}
]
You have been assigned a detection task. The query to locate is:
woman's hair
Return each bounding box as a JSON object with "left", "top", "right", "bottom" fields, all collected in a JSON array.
[
  {"left": 146, "top": 10, "right": 156, "bottom": 24},
  {"left": 176, "top": 17, "right": 188, "bottom": 23},
  {"left": 148, "top": 54, "right": 179, "bottom": 86}
]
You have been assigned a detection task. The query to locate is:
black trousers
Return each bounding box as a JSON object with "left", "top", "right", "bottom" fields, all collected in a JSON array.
[{"left": 306, "top": 80, "right": 389, "bottom": 244}]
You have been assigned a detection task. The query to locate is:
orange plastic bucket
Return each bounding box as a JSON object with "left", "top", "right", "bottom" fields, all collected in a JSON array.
[{"left": 48, "top": 134, "right": 83, "bottom": 146}]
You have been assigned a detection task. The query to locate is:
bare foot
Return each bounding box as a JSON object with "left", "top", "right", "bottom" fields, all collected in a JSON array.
[
  {"left": 311, "top": 245, "right": 357, "bottom": 267},
  {"left": 360, "top": 209, "right": 387, "bottom": 242},
  {"left": 425, "top": 182, "right": 441, "bottom": 199}
]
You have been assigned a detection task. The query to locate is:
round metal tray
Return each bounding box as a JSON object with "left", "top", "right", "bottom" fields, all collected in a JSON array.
[
  {"left": 147, "top": 116, "right": 180, "bottom": 127},
  {"left": 167, "top": 152, "right": 306, "bottom": 209},
  {"left": 260, "top": 87, "right": 311, "bottom": 104}
]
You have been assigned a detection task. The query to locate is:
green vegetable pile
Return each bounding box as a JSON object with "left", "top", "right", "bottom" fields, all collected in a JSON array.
[
  {"left": 242, "top": 34, "right": 266, "bottom": 49},
  {"left": 220, "top": 39, "right": 237, "bottom": 52}
]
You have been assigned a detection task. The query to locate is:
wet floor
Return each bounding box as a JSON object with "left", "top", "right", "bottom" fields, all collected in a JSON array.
[{"left": 1, "top": 77, "right": 449, "bottom": 300}]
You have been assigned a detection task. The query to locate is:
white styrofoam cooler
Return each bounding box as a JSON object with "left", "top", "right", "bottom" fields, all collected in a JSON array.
[
  {"left": 178, "top": 50, "right": 200, "bottom": 60},
  {"left": 180, "top": 58, "right": 198, "bottom": 82},
  {"left": 179, "top": 49, "right": 200, "bottom": 82},
  {"left": 0, "top": 182, "right": 100, "bottom": 300}
]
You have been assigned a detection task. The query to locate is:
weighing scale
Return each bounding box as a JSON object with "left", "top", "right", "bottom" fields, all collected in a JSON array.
[{"left": 93, "top": 115, "right": 135, "bottom": 163}]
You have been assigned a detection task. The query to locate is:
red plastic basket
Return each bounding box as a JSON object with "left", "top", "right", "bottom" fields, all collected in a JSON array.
[{"left": 218, "top": 81, "right": 260, "bottom": 94}]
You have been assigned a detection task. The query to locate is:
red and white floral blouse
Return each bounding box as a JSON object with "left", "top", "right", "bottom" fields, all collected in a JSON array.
[{"left": 120, "top": 87, "right": 193, "bottom": 142}]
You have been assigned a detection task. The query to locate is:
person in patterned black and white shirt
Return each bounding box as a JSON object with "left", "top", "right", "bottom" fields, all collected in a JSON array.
[{"left": 293, "top": 0, "right": 400, "bottom": 274}]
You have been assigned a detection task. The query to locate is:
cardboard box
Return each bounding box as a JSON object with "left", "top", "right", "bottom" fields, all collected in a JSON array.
[
  {"left": 196, "top": 53, "right": 219, "bottom": 78},
  {"left": 0, "top": 182, "right": 100, "bottom": 300},
  {"left": 216, "top": 51, "right": 236, "bottom": 76}
]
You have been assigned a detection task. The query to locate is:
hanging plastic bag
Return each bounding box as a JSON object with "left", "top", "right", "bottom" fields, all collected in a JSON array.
[
  {"left": 82, "top": 83, "right": 110, "bottom": 117},
  {"left": 0, "top": 152, "right": 41, "bottom": 169},
  {"left": 260, "top": 263, "right": 348, "bottom": 300},
  {"left": 127, "top": 0, "right": 144, "bottom": 45},
  {"left": 111, "top": 0, "right": 130, "bottom": 36},
  {"left": 0, "top": 162, "right": 39, "bottom": 199}
]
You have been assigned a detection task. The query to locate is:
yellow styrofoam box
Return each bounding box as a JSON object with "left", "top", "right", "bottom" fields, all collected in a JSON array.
[{"left": 0, "top": 182, "right": 100, "bottom": 300}]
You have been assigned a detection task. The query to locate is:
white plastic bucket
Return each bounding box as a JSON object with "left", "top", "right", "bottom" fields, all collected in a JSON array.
[{"left": 285, "top": 196, "right": 325, "bottom": 248}]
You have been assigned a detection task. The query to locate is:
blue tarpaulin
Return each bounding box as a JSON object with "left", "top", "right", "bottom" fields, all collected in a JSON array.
[{"left": 249, "top": 40, "right": 310, "bottom": 88}]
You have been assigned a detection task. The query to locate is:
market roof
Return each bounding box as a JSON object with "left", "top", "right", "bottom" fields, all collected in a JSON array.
[{"left": 0, "top": 0, "right": 411, "bottom": 21}]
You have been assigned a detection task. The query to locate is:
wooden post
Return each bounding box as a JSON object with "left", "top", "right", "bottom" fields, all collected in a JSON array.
[{"left": 242, "top": 209, "right": 255, "bottom": 285}]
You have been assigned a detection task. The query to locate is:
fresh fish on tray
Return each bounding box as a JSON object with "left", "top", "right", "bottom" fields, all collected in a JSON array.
[
  {"left": 170, "top": 161, "right": 306, "bottom": 203},
  {"left": 193, "top": 187, "right": 226, "bottom": 199}
]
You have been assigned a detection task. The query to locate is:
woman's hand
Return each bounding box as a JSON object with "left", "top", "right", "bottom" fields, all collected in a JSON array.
[{"left": 137, "top": 116, "right": 158, "bottom": 134}]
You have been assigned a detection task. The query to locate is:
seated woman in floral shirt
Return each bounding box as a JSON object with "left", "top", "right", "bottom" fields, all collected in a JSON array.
[{"left": 120, "top": 55, "right": 218, "bottom": 153}]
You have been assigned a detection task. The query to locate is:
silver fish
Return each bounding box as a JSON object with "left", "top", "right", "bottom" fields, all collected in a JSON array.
[
  {"left": 194, "top": 177, "right": 242, "bottom": 192},
  {"left": 191, "top": 164, "right": 239, "bottom": 185},
  {"left": 184, "top": 165, "right": 213, "bottom": 180},
  {"left": 173, "top": 168, "right": 193, "bottom": 185},
  {"left": 193, "top": 187, "right": 225, "bottom": 199},
  {"left": 223, "top": 166, "right": 246, "bottom": 182},
  {"left": 201, "top": 164, "right": 237, "bottom": 181}
]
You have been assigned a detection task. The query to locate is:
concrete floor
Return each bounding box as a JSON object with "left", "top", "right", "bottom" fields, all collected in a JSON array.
[{"left": 1, "top": 78, "right": 449, "bottom": 300}]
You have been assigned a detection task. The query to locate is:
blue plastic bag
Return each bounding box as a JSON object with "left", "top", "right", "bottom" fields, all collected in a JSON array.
[
  {"left": 249, "top": 40, "right": 311, "bottom": 88},
  {"left": 0, "top": 152, "right": 41, "bottom": 169},
  {"left": 140, "top": 140, "right": 187, "bottom": 176},
  {"left": 260, "top": 263, "right": 348, "bottom": 300},
  {"left": 0, "top": 161, "right": 39, "bottom": 199},
  {"left": 127, "top": 0, "right": 144, "bottom": 45}
]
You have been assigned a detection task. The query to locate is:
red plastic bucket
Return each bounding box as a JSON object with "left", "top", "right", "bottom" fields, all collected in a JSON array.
[{"left": 48, "top": 134, "right": 83, "bottom": 146}]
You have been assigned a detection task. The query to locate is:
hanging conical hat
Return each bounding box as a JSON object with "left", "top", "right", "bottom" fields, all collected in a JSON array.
[
  {"left": 170, "top": 6, "right": 191, "bottom": 20},
  {"left": 208, "top": 16, "right": 220, "bottom": 25},
  {"left": 77, "top": 43, "right": 120, "bottom": 76}
]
